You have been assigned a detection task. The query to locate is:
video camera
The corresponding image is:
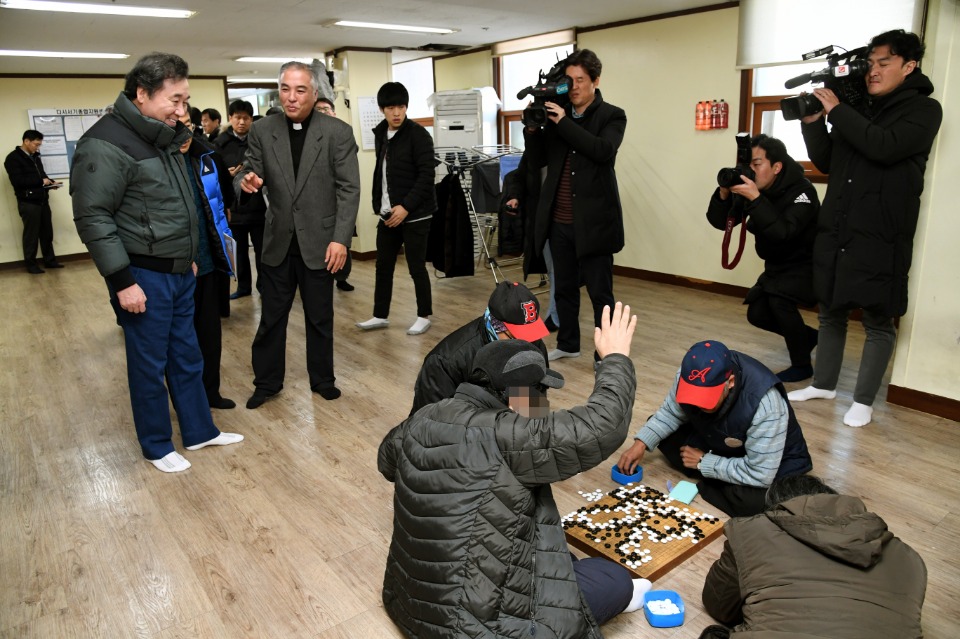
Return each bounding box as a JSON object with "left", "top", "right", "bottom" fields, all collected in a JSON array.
[
  {"left": 717, "top": 132, "right": 755, "bottom": 188},
  {"left": 780, "top": 45, "right": 869, "bottom": 120},
  {"left": 516, "top": 58, "right": 572, "bottom": 128}
]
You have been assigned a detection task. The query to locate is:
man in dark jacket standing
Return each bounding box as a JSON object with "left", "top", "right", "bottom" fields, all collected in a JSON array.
[
  {"left": 700, "top": 475, "right": 926, "bottom": 639},
  {"left": 409, "top": 281, "right": 549, "bottom": 415},
  {"left": 522, "top": 49, "right": 626, "bottom": 362},
  {"left": 71, "top": 53, "right": 243, "bottom": 473},
  {"left": 380, "top": 303, "right": 651, "bottom": 638},
  {"left": 706, "top": 135, "right": 820, "bottom": 383},
  {"left": 215, "top": 100, "right": 264, "bottom": 299},
  {"left": 789, "top": 30, "right": 942, "bottom": 428},
  {"left": 618, "top": 340, "right": 812, "bottom": 517},
  {"left": 4, "top": 130, "right": 64, "bottom": 273},
  {"left": 356, "top": 82, "right": 437, "bottom": 336}
]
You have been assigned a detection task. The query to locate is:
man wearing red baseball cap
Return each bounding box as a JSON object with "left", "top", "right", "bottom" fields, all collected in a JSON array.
[
  {"left": 617, "top": 340, "right": 813, "bottom": 516},
  {"left": 409, "top": 281, "right": 550, "bottom": 415}
]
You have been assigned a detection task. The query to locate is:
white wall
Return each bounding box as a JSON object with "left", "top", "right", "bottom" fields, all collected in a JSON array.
[
  {"left": 579, "top": 7, "right": 765, "bottom": 287},
  {"left": 434, "top": 51, "right": 493, "bottom": 91},
  {"left": 890, "top": 0, "right": 960, "bottom": 400},
  {"left": 333, "top": 50, "right": 392, "bottom": 255}
]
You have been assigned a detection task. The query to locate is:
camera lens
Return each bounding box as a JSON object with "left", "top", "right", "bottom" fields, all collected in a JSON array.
[{"left": 717, "top": 167, "right": 742, "bottom": 188}]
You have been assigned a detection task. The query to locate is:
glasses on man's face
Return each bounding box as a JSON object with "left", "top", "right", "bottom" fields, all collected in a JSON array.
[{"left": 318, "top": 106, "right": 334, "bottom": 115}]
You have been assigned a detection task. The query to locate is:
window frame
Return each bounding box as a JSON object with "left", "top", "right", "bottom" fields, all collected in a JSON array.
[{"left": 741, "top": 68, "right": 827, "bottom": 184}]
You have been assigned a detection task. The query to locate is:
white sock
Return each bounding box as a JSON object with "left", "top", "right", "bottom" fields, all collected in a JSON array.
[
  {"left": 185, "top": 432, "right": 244, "bottom": 451},
  {"left": 356, "top": 317, "right": 389, "bottom": 330},
  {"left": 407, "top": 317, "right": 431, "bottom": 335},
  {"left": 548, "top": 348, "right": 581, "bottom": 361},
  {"left": 623, "top": 578, "right": 653, "bottom": 613},
  {"left": 787, "top": 385, "right": 837, "bottom": 402},
  {"left": 149, "top": 451, "right": 191, "bottom": 473},
  {"left": 844, "top": 402, "right": 873, "bottom": 428}
]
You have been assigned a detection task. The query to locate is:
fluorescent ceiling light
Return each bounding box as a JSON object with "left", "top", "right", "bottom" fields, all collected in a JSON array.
[
  {"left": 0, "top": 0, "right": 194, "bottom": 19},
  {"left": 0, "top": 49, "right": 128, "bottom": 59},
  {"left": 329, "top": 20, "right": 457, "bottom": 35},
  {"left": 235, "top": 57, "right": 314, "bottom": 64}
]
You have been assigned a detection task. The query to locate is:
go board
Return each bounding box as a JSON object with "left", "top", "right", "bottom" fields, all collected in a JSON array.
[{"left": 563, "top": 483, "right": 725, "bottom": 581}]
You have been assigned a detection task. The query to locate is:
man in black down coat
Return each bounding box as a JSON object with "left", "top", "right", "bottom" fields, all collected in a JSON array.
[
  {"left": 706, "top": 134, "right": 820, "bottom": 383},
  {"left": 379, "top": 303, "right": 649, "bottom": 638},
  {"left": 409, "top": 281, "right": 549, "bottom": 416},
  {"left": 788, "top": 30, "right": 942, "bottom": 428},
  {"left": 522, "top": 49, "right": 626, "bottom": 362}
]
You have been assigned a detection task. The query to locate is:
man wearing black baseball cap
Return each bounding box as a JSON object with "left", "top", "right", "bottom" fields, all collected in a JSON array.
[
  {"left": 408, "top": 281, "right": 551, "bottom": 415},
  {"left": 380, "top": 303, "right": 653, "bottom": 638},
  {"left": 617, "top": 340, "right": 813, "bottom": 517}
]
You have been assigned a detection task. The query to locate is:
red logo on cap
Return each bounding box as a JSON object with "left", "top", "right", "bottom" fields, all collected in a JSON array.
[
  {"left": 688, "top": 367, "right": 711, "bottom": 383},
  {"left": 521, "top": 301, "right": 537, "bottom": 324}
]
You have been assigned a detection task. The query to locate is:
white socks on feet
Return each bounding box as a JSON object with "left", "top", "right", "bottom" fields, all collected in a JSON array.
[
  {"left": 548, "top": 348, "right": 581, "bottom": 361},
  {"left": 844, "top": 402, "right": 873, "bottom": 428},
  {"left": 787, "top": 385, "right": 837, "bottom": 402},
  {"left": 788, "top": 387, "right": 873, "bottom": 427},
  {"left": 150, "top": 434, "right": 244, "bottom": 472},
  {"left": 185, "top": 432, "right": 245, "bottom": 451},
  {"left": 356, "top": 317, "right": 389, "bottom": 330},
  {"left": 623, "top": 578, "right": 653, "bottom": 613},
  {"left": 150, "top": 451, "right": 191, "bottom": 473},
  {"left": 407, "top": 317, "right": 431, "bottom": 335}
]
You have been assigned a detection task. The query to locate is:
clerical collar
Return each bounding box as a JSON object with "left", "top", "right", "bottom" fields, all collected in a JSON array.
[{"left": 287, "top": 109, "right": 313, "bottom": 132}]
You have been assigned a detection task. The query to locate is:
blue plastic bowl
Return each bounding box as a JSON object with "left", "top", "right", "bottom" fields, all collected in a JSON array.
[
  {"left": 611, "top": 464, "right": 643, "bottom": 485},
  {"left": 643, "top": 590, "right": 685, "bottom": 628}
]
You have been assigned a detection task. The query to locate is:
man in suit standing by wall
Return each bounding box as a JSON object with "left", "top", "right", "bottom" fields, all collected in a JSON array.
[
  {"left": 4, "top": 130, "right": 64, "bottom": 274},
  {"left": 236, "top": 62, "right": 360, "bottom": 408}
]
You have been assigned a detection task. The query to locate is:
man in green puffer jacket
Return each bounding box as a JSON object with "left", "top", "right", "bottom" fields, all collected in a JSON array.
[
  {"left": 71, "top": 52, "right": 243, "bottom": 473},
  {"left": 700, "top": 475, "right": 926, "bottom": 638},
  {"left": 379, "top": 303, "right": 653, "bottom": 638}
]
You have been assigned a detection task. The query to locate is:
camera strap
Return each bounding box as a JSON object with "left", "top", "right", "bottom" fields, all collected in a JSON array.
[{"left": 721, "top": 211, "right": 748, "bottom": 270}]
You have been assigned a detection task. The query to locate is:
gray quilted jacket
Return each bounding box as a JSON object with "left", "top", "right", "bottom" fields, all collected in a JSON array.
[{"left": 378, "top": 354, "right": 636, "bottom": 638}]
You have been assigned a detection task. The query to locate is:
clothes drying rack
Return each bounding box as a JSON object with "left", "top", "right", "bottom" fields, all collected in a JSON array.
[{"left": 433, "top": 144, "right": 524, "bottom": 284}]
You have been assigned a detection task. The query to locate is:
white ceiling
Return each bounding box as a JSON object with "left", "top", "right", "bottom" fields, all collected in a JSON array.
[{"left": 0, "top": 0, "right": 728, "bottom": 78}]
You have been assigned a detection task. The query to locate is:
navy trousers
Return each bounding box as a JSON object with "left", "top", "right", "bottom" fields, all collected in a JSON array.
[
  {"left": 572, "top": 555, "right": 633, "bottom": 624},
  {"left": 111, "top": 267, "right": 220, "bottom": 460}
]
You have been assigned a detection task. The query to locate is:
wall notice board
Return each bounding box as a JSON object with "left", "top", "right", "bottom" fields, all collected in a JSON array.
[{"left": 27, "top": 108, "right": 107, "bottom": 179}]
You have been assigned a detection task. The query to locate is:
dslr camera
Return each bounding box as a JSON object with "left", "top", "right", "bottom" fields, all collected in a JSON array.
[
  {"left": 516, "top": 58, "right": 572, "bottom": 128},
  {"left": 717, "top": 132, "right": 755, "bottom": 188},
  {"left": 780, "top": 45, "right": 869, "bottom": 120}
]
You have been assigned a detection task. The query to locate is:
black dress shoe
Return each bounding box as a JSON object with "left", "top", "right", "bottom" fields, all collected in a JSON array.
[
  {"left": 44, "top": 261, "right": 65, "bottom": 269},
  {"left": 336, "top": 280, "right": 355, "bottom": 292},
  {"left": 543, "top": 317, "right": 559, "bottom": 333},
  {"left": 245, "top": 390, "right": 277, "bottom": 409},
  {"left": 313, "top": 386, "right": 342, "bottom": 400},
  {"left": 230, "top": 290, "right": 251, "bottom": 300},
  {"left": 26, "top": 264, "right": 45, "bottom": 274},
  {"left": 776, "top": 365, "right": 814, "bottom": 383},
  {"left": 209, "top": 397, "right": 237, "bottom": 409}
]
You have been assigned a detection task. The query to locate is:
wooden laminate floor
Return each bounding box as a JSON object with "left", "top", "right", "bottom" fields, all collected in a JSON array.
[{"left": 1, "top": 257, "right": 957, "bottom": 638}]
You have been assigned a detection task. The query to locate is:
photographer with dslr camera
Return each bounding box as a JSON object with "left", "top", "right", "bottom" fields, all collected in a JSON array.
[
  {"left": 788, "top": 30, "right": 942, "bottom": 428},
  {"left": 521, "top": 49, "right": 627, "bottom": 363},
  {"left": 707, "top": 134, "right": 819, "bottom": 383}
]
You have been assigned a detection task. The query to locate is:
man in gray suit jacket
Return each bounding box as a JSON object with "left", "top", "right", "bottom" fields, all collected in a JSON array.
[{"left": 236, "top": 62, "right": 360, "bottom": 408}]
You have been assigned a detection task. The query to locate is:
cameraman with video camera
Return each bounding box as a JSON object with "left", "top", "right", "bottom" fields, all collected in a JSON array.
[
  {"left": 521, "top": 49, "right": 627, "bottom": 363},
  {"left": 707, "top": 134, "right": 820, "bottom": 383},
  {"left": 788, "top": 30, "right": 942, "bottom": 428}
]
